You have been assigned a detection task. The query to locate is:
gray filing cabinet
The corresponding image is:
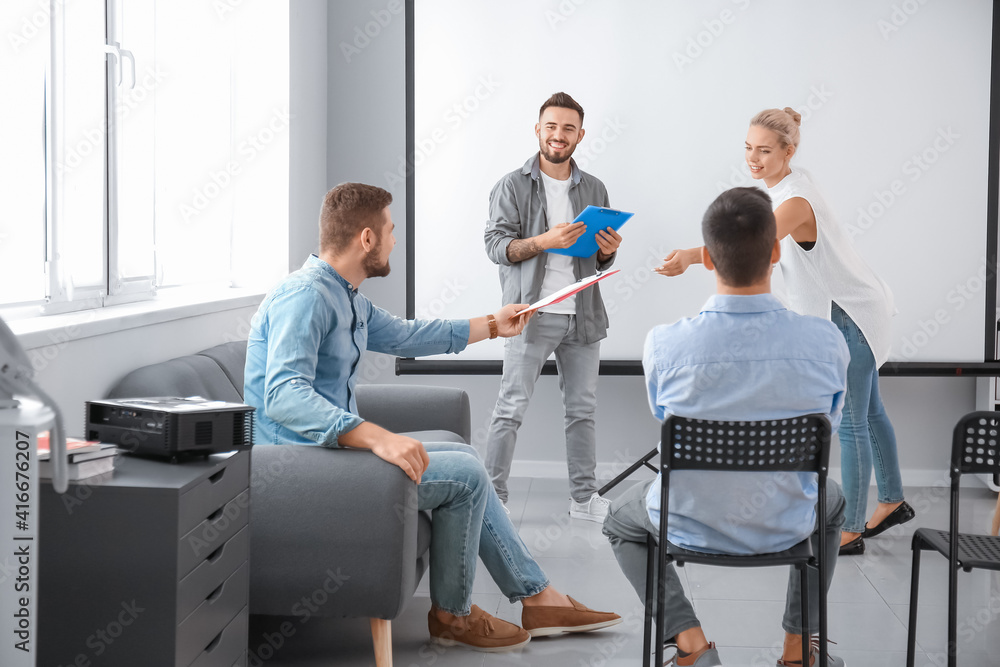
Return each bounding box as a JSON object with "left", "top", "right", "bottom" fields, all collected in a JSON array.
[{"left": 38, "top": 450, "right": 250, "bottom": 667}]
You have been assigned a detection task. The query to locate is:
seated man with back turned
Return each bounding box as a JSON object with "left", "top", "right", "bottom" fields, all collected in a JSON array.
[
  {"left": 602, "top": 187, "right": 849, "bottom": 667},
  {"left": 244, "top": 182, "right": 621, "bottom": 653}
]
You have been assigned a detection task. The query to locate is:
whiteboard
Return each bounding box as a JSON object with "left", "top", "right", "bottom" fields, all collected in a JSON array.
[{"left": 411, "top": 0, "right": 993, "bottom": 363}]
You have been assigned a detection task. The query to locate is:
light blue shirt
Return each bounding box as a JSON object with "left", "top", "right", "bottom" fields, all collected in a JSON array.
[
  {"left": 244, "top": 255, "right": 470, "bottom": 446},
  {"left": 644, "top": 293, "right": 849, "bottom": 555}
]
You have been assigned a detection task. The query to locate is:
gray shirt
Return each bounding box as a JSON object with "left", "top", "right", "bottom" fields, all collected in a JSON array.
[{"left": 484, "top": 153, "right": 615, "bottom": 344}]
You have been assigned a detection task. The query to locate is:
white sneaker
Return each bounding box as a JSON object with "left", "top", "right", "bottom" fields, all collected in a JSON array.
[{"left": 569, "top": 493, "right": 611, "bottom": 523}]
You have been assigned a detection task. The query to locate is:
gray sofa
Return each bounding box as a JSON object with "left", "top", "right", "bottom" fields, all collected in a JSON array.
[{"left": 106, "top": 341, "right": 471, "bottom": 666}]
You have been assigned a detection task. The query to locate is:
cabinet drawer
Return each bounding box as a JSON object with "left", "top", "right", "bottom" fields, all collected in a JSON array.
[
  {"left": 178, "top": 526, "right": 249, "bottom": 624},
  {"left": 188, "top": 606, "right": 248, "bottom": 667},
  {"left": 178, "top": 489, "right": 250, "bottom": 578},
  {"left": 179, "top": 452, "right": 250, "bottom": 535},
  {"left": 176, "top": 562, "right": 249, "bottom": 667}
]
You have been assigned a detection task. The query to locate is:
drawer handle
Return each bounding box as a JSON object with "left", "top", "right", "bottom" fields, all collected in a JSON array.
[
  {"left": 209, "top": 468, "right": 226, "bottom": 484},
  {"left": 206, "top": 543, "right": 225, "bottom": 563},
  {"left": 207, "top": 581, "right": 225, "bottom": 603},
  {"left": 206, "top": 506, "right": 224, "bottom": 522},
  {"left": 203, "top": 628, "right": 224, "bottom": 654}
]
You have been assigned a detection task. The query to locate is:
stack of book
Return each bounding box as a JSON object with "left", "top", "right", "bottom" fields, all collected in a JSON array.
[{"left": 38, "top": 434, "right": 119, "bottom": 481}]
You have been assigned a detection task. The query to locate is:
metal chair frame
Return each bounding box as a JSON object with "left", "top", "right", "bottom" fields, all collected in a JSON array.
[
  {"left": 643, "top": 414, "right": 832, "bottom": 667},
  {"left": 906, "top": 411, "right": 1000, "bottom": 667}
]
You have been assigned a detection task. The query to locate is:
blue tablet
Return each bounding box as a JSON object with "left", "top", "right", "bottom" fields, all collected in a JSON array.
[{"left": 546, "top": 205, "right": 633, "bottom": 258}]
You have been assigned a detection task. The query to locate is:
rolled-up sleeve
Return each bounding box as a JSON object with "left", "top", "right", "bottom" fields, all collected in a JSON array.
[
  {"left": 595, "top": 184, "right": 616, "bottom": 271},
  {"left": 484, "top": 178, "right": 521, "bottom": 267},
  {"left": 260, "top": 287, "right": 364, "bottom": 447},
  {"left": 366, "top": 304, "right": 470, "bottom": 357}
]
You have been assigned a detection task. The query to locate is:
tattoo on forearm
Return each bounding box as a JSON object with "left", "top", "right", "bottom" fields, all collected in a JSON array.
[{"left": 506, "top": 238, "right": 543, "bottom": 263}]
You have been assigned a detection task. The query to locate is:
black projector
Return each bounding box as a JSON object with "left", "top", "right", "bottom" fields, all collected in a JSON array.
[{"left": 85, "top": 397, "right": 255, "bottom": 460}]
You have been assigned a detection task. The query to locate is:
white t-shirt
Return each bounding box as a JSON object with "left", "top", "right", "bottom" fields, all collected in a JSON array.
[{"left": 538, "top": 171, "right": 577, "bottom": 315}]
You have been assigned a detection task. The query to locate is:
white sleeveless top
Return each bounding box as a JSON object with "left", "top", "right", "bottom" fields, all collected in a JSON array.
[{"left": 768, "top": 168, "right": 895, "bottom": 367}]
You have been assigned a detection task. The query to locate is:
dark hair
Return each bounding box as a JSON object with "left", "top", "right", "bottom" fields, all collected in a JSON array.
[
  {"left": 539, "top": 92, "right": 584, "bottom": 124},
  {"left": 319, "top": 183, "right": 393, "bottom": 254},
  {"left": 701, "top": 187, "right": 776, "bottom": 287}
]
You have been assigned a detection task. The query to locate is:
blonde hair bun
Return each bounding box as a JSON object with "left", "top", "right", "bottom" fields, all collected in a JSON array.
[
  {"left": 782, "top": 107, "right": 802, "bottom": 126},
  {"left": 749, "top": 108, "right": 802, "bottom": 148}
]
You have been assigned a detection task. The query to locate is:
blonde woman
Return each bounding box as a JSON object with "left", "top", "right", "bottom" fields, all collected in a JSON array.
[{"left": 658, "top": 108, "right": 914, "bottom": 556}]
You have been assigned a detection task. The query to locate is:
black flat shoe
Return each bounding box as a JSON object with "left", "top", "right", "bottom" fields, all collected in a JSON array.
[
  {"left": 839, "top": 535, "right": 865, "bottom": 556},
  {"left": 862, "top": 501, "right": 916, "bottom": 539}
]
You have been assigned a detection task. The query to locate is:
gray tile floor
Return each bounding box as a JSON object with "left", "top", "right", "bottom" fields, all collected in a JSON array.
[{"left": 248, "top": 476, "right": 1000, "bottom": 666}]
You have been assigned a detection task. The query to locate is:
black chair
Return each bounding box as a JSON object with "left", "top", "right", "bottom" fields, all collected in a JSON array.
[
  {"left": 906, "top": 411, "right": 1000, "bottom": 667},
  {"left": 644, "top": 414, "right": 832, "bottom": 667}
]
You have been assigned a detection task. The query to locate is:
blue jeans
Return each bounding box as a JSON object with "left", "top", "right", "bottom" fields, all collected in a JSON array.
[
  {"left": 485, "top": 313, "right": 601, "bottom": 503},
  {"left": 418, "top": 442, "right": 549, "bottom": 615},
  {"left": 603, "top": 478, "right": 845, "bottom": 636},
  {"left": 830, "top": 303, "right": 905, "bottom": 533}
]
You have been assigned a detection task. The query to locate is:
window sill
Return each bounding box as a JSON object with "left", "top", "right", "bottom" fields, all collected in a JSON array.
[{"left": 7, "top": 287, "right": 265, "bottom": 351}]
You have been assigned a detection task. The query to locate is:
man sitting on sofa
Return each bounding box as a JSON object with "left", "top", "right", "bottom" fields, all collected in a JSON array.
[
  {"left": 244, "top": 182, "right": 621, "bottom": 652},
  {"left": 602, "top": 187, "right": 849, "bottom": 667}
]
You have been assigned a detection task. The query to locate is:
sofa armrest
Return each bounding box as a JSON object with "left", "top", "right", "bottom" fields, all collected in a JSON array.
[
  {"left": 249, "top": 445, "right": 422, "bottom": 619},
  {"left": 356, "top": 384, "right": 471, "bottom": 444}
]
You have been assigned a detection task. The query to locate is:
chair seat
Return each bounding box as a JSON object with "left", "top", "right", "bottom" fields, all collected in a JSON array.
[
  {"left": 667, "top": 538, "right": 814, "bottom": 568},
  {"left": 913, "top": 528, "right": 1000, "bottom": 572}
]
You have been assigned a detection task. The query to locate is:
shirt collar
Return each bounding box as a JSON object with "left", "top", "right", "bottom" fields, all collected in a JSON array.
[
  {"left": 522, "top": 153, "right": 582, "bottom": 186},
  {"left": 307, "top": 254, "right": 357, "bottom": 293},
  {"left": 700, "top": 293, "right": 787, "bottom": 315}
]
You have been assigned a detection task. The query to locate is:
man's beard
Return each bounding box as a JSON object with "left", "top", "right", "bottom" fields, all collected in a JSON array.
[
  {"left": 539, "top": 140, "right": 576, "bottom": 165},
  {"left": 363, "top": 242, "right": 390, "bottom": 278}
]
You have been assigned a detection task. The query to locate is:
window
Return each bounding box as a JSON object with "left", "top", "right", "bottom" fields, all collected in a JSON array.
[{"left": 1, "top": 0, "right": 290, "bottom": 314}]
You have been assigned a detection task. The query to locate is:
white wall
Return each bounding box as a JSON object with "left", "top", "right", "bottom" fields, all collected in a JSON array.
[{"left": 327, "top": 0, "right": 981, "bottom": 489}]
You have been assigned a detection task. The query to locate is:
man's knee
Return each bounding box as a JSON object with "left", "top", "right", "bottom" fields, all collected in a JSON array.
[{"left": 825, "top": 479, "right": 846, "bottom": 529}]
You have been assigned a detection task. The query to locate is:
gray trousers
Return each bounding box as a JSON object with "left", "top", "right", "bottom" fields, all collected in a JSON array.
[
  {"left": 484, "top": 313, "right": 600, "bottom": 503},
  {"left": 602, "top": 478, "right": 845, "bottom": 638}
]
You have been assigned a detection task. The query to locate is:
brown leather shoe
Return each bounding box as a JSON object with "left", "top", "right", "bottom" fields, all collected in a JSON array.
[
  {"left": 428, "top": 605, "right": 531, "bottom": 652},
  {"left": 521, "top": 596, "right": 623, "bottom": 637}
]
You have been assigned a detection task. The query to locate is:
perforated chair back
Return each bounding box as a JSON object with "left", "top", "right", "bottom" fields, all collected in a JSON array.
[
  {"left": 906, "top": 411, "right": 1000, "bottom": 667},
  {"left": 644, "top": 414, "right": 832, "bottom": 667},
  {"left": 952, "top": 412, "right": 1000, "bottom": 478},
  {"left": 662, "top": 414, "right": 830, "bottom": 475}
]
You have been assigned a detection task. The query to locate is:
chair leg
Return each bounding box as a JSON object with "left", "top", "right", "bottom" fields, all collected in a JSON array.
[
  {"left": 599, "top": 447, "right": 658, "bottom": 496},
  {"left": 799, "top": 564, "right": 810, "bottom": 667},
  {"left": 642, "top": 535, "right": 655, "bottom": 667},
  {"left": 370, "top": 618, "right": 392, "bottom": 667},
  {"left": 906, "top": 545, "right": 921, "bottom": 667},
  {"left": 948, "top": 556, "right": 958, "bottom": 667}
]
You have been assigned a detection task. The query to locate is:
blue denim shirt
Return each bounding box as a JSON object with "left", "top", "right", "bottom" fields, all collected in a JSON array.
[
  {"left": 644, "top": 293, "right": 849, "bottom": 555},
  {"left": 244, "top": 255, "right": 470, "bottom": 446}
]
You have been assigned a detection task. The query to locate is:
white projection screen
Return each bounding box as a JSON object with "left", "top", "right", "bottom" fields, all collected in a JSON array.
[{"left": 408, "top": 0, "right": 996, "bottom": 366}]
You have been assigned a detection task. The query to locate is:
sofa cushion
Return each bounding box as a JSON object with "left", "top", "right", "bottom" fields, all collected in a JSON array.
[
  {"left": 400, "top": 430, "right": 467, "bottom": 445},
  {"left": 106, "top": 355, "right": 243, "bottom": 403},
  {"left": 197, "top": 342, "right": 248, "bottom": 398}
]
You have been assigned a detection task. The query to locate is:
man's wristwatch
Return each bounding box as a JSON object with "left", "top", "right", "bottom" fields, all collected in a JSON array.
[{"left": 487, "top": 313, "right": 498, "bottom": 339}]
